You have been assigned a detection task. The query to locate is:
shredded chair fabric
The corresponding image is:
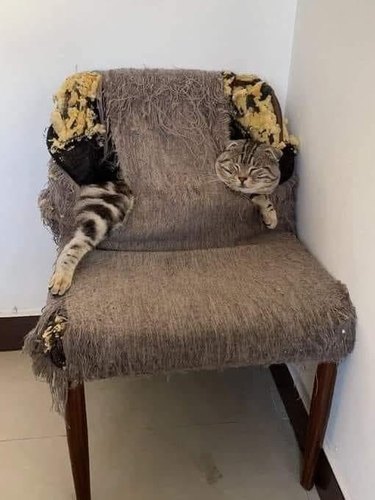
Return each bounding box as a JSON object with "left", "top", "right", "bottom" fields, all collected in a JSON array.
[{"left": 24, "top": 69, "right": 355, "bottom": 414}]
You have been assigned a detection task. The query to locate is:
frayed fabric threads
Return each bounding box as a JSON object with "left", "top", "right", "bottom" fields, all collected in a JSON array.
[{"left": 25, "top": 69, "right": 355, "bottom": 415}]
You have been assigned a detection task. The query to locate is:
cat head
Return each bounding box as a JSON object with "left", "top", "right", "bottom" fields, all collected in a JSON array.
[{"left": 215, "top": 140, "right": 282, "bottom": 195}]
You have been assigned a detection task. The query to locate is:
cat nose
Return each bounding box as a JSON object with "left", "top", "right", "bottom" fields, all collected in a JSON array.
[{"left": 238, "top": 176, "right": 247, "bottom": 184}]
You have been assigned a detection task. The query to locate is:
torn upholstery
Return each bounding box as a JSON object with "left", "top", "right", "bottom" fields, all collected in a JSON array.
[{"left": 24, "top": 69, "right": 355, "bottom": 414}]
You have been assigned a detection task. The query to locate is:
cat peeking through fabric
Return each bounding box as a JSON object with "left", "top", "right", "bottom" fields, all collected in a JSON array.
[{"left": 215, "top": 139, "right": 283, "bottom": 229}]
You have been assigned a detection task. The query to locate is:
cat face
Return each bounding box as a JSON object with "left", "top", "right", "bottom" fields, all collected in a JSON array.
[{"left": 215, "top": 140, "right": 282, "bottom": 195}]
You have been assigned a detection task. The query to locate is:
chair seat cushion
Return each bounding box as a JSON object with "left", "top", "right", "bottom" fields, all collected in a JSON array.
[{"left": 47, "top": 232, "right": 354, "bottom": 382}]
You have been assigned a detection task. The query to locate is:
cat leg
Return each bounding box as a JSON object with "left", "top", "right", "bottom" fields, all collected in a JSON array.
[
  {"left": 49, "top": 180, "right": 133, "bottom": 296},
  {"left": 49, "top": 215, "right": 108, "bottom": 296},
  {"left": 251, "top": 194, "right": 278, "bottom": 229}
]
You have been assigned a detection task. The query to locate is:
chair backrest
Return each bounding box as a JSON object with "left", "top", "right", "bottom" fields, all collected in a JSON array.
[
  {"left": 99, "top": 68, "right": 296, "bottom": 252},
  {"left": 42, "top": 69, "right": 296, "bottom": 250}
]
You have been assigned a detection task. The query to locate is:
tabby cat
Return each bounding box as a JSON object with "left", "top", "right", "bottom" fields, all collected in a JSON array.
[
  {"left": 49, "top": 179, "right": 133, "bottom": 296},
  {"left": 215, "top": 139, "right": 282, "bottom": 228}
]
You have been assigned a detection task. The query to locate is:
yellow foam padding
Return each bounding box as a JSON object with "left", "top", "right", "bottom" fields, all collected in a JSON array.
[
  {"left": 41, "top": 314, "right": 67, "bottom": 353},
  {"left": 222, "top": 72, "right": 299, "bottom": 150},
  {"left": 50, "top": 72, "right": 106, "bottom": 152}
]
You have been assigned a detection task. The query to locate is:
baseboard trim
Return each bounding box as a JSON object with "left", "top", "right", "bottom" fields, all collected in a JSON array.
[
  {"left": 270, "top": 364, "right": 345, "bottom": 500},
  {"left": 0, "top": 316, "right": 39, "bottom": 351}
]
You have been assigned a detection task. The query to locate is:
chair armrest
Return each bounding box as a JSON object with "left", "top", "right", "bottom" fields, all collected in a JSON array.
[{"left": 38, "top": 160, "right": 79, "bottom": 245}]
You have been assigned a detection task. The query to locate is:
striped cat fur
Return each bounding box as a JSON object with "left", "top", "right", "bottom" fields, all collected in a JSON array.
[{"left": 49, "top": 178, "right": 134, "bottom": 295}]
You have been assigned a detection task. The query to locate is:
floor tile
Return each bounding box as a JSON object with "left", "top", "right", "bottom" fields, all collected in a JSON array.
[
  {"left": 85, "top": 366, "right": 286, "bottom": 431},
  {"left": 0, "top": 352, "right": 65, "bottom": 440},
  {"left": 1, "top": 352, "right": 320, "bottom": 499},
  {"left": 308, "top": 487, "right": 320, "bottom": 500},
  {"left": 0, "top": 436, "right": 73, "bottom": 500}
]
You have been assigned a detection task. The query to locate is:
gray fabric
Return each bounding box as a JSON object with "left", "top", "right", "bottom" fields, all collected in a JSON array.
[
  {"left": 39, "top": 69, "right": 296, "bottom": 248},
  {"left": 25, "top": 68, "right": 355, "bottom": 414},
  {"left": 38, "top": 160, "right": 79, "bottom": 244},
  {"left": 25, "top": 233, "right": 355, "bottom": 412},
  {"left": 58, "top": 232, "right": 356, "bottom": 373},
  {"left": 100, "top": 68, "right": 295, "bottom": 250},
  {"left": 39, "top": 160, "right": 297, "bottom": 248}
]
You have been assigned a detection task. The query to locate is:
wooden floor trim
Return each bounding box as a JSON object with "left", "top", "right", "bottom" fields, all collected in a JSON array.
[{"left": 0, "top": 316, "right": 39, "bottom": 351}]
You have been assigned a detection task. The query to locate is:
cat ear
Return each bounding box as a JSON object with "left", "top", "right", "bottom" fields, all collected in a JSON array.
[
  {"left": 226, "top": 141, "right": 239, "bottom": 151},
  {"left": 263, "top": 145, "right": 283, "bottom": 161}
]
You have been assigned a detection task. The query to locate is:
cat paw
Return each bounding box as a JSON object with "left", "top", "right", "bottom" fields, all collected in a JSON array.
[
  {"left": 262, "top": 211, "right": 278, "bottom": 229},
  {"left": 49, "top": 270, "right": 73, "bottom": 296}
]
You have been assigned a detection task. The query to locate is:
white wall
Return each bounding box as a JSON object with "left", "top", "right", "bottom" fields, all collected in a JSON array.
[
  {"left": 2, "top": 0, "right": 374, "bottom": 496},
  {"left": 0, "top": 0, "right": 297, "bottom": 315},
  {"left": 286, "top": 1, "right": 375, "bottom": 498}
]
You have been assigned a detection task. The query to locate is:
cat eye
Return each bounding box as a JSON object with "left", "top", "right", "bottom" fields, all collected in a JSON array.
[
  {"left": 253, "top": 172, "right": 268, "bottom": 180},
  {"left": 221, "top": 161, "right": 233, "bottom": 173}
]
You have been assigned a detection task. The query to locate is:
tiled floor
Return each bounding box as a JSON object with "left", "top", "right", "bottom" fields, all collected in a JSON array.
[{"left": 0, "top": 351, "right": 319, "bottom": 500}]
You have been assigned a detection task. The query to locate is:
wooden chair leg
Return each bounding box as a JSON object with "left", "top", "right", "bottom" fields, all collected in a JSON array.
[
  {"left": 66, "top": 382, "right": 91, "bottom": 500},
  {"left": 301, "top": 362, "right": 337, "bottom": 490}
]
